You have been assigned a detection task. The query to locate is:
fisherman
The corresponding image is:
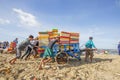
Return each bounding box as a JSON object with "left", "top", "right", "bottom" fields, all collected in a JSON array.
[
  {"left": 85, "top": 37, "right": 97, "bottom": 62},
  {"left": 9, "top": 35, "right": 34, "bottom": 64},
  {"left": 21, "top": 37, "right": 39, "bottom": 60},
  {"left": 38, "top": 37, "right": 59, "bottom": 70},
  {"left": 13, "top": 38, "right": 18, "bottom": 44}
]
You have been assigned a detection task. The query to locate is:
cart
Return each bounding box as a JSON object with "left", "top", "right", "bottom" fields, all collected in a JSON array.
[{"left": 38, "top": 30, "right": 81, "bottom": 64}]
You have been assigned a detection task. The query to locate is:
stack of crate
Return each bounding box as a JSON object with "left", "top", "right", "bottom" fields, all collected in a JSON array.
[
  {"left": 48, "top": 29, "right": 59, "bottom": 53},
  {"left": 48, "top": 31, "right": 53, "bottom": 41},
  {"left": 52, "top": 29, "right": 58, "bottom": 37},
  {"left": 38, "top": 32, "right": 49, "bottom": 46},
  {"left": 60, "top": 31, "right": 70, "bottom": 44},
  {"left": 60, "top": 31, "right": 70, "bottom": 50},
  {"left": 70, "top": 32, "right": 79, "bottom": 44},
  {"left": 49, "top": 29, "right": 59, "bottom": 41}
]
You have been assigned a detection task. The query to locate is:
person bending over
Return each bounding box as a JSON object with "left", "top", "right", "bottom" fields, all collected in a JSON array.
[
  {"left": 21, "top": 37, "right": 39, "bottom": 60},
  {"left": 9, "top": 35, "right": 34, "bottom": 64},
  {"left": 38, "top": 37, "right": 59, "bottom": 70}
]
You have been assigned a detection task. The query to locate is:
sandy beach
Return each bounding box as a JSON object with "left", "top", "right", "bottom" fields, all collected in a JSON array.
[{"left": 0, "top": 53, "right": 120, "bottom": 80}]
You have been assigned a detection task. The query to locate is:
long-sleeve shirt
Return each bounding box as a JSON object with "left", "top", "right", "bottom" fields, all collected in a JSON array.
[
  {"left": 17, "top": 38, "right": 34, "bottom": 50},
  {"left": 48, "top": 39, "right": 58, "bottom": 49},
  {"left": 85, "top": 40, "right": 96, "bottom": 48},
  {"left": 28, "top": 40, "right": 39, "bottom": 49}
]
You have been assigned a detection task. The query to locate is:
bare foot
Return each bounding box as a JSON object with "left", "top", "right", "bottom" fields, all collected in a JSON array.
[
  {"left": 38, "top": 67, "right": 43, "bottom": 70},
  {"left": 9, "top": 61, "right": 15, "bottom": 65},
  {"left": 9, "top": 60, "right": 12, "bottom": 64}
]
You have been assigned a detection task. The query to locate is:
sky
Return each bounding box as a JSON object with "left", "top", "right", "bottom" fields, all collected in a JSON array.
[{"left": 0, "top": 0, "right": 120, "bottom": 49}]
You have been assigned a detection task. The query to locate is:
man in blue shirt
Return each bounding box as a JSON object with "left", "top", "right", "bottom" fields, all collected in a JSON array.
[
  {"left": 13, "top": 38, "right": 18, "bottom": 44},
  {"left": 118, "top": 42, "right": 120, "bottom": 55},
  {"left": 9, "top": 35, "right": 34, "bottom": 64},
  {"left": 85, "top": 37, "right": 97, "bottom": 62}
]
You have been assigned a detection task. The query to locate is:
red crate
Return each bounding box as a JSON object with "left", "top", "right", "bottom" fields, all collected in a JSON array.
[
  {"left": 60, "top": 41, "right": 70, "bottom": 44},
  {"left": 70, "top": 33, "right": 79, "bottom": 36}
]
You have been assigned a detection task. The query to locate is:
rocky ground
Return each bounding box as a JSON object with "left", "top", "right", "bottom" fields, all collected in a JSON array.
[{"left": 0, "top": 53, "right": 120, "bottom": 80}]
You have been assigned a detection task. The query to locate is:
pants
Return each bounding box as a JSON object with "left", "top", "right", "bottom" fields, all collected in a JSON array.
[
  {"left": 22, "top": 46, "right": 38, "bottom": 59},
  {"left": 33, "top": 47, "right": 38, "bottom": 56},
  {"left": 119, "top": 49, "right": 120, "bottom": 55},
  {"left": 21, "top": 46, "right": 32, "bottom": 59},
  {"left": 16, "top": 48, "right": 22, "bottom": 59}
]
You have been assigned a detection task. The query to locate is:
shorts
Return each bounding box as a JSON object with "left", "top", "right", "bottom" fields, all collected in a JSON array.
[
  {"left": 86, "top": 49, "right": 94, "bottom": 57},
  {"left": 43, "top": 47, "right": 54, "bottom": 59}
]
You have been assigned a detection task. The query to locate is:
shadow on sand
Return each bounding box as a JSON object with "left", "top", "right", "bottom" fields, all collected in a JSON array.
[{"left": 59, "top": 57, "right": 113, "bottom": 69}]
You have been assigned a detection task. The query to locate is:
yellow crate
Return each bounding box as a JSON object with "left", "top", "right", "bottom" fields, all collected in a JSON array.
[
  {"left": 38, "top": 35, "right": 49, "bottom": 37},
  {"left": 38, "top": 38, "right": 49, "bottom": 40},
  {"left": 39, "top": 41, "right": 49, "bottom": 46},
  {"left": 60, "top": 45, "right": 70, "bottom": 50},
  {"left": 60, "top": 38, "right": 70, "bottom": 41},
  {"left": 60, "top": 34, "right": 70, "bottom": 37},
  {"left": 38, "top": 36, "right": 49, "bottom": 39},
  {"left": 70, "top": 36, "right": 79, "bottom": 39}
]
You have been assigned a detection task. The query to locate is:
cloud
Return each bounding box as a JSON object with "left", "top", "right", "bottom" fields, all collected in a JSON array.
[
  {"left": 0, "top": 18, "right": 10, "bottom": 24},
  {"left": 13, "top": 8, "right": 41, "bottom": 27}
]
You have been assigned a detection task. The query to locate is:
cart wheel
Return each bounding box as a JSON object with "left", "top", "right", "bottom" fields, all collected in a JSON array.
[{"left": 56, "top": 52, "right": 68, "bottom": 64}]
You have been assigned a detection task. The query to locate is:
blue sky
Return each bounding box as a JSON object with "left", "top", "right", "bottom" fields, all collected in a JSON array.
[{"left": 0, "top": 0, "right": 120, "bottom": 49}]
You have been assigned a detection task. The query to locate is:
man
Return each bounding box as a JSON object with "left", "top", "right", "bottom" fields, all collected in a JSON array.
[
  {"left": 118, "top": 42, "right": 120, "bottom": 55},
  {"left": 9, "top": 35, "right": 34, "bottom": 64},
  {"left": 38, "top": 37, "right": 59, "bottom": 70},
  {"left": 21, "top": 37, "right": 39, "bottom": 60},
  {"left": 85, "top": 37, "right": 97, "bottom": 62},
  {"left": 12, "top": 38, "right": 18, "bottom": 50},
  {"left": 13, "top": 38, "right": 18, "bottom": 44}
]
